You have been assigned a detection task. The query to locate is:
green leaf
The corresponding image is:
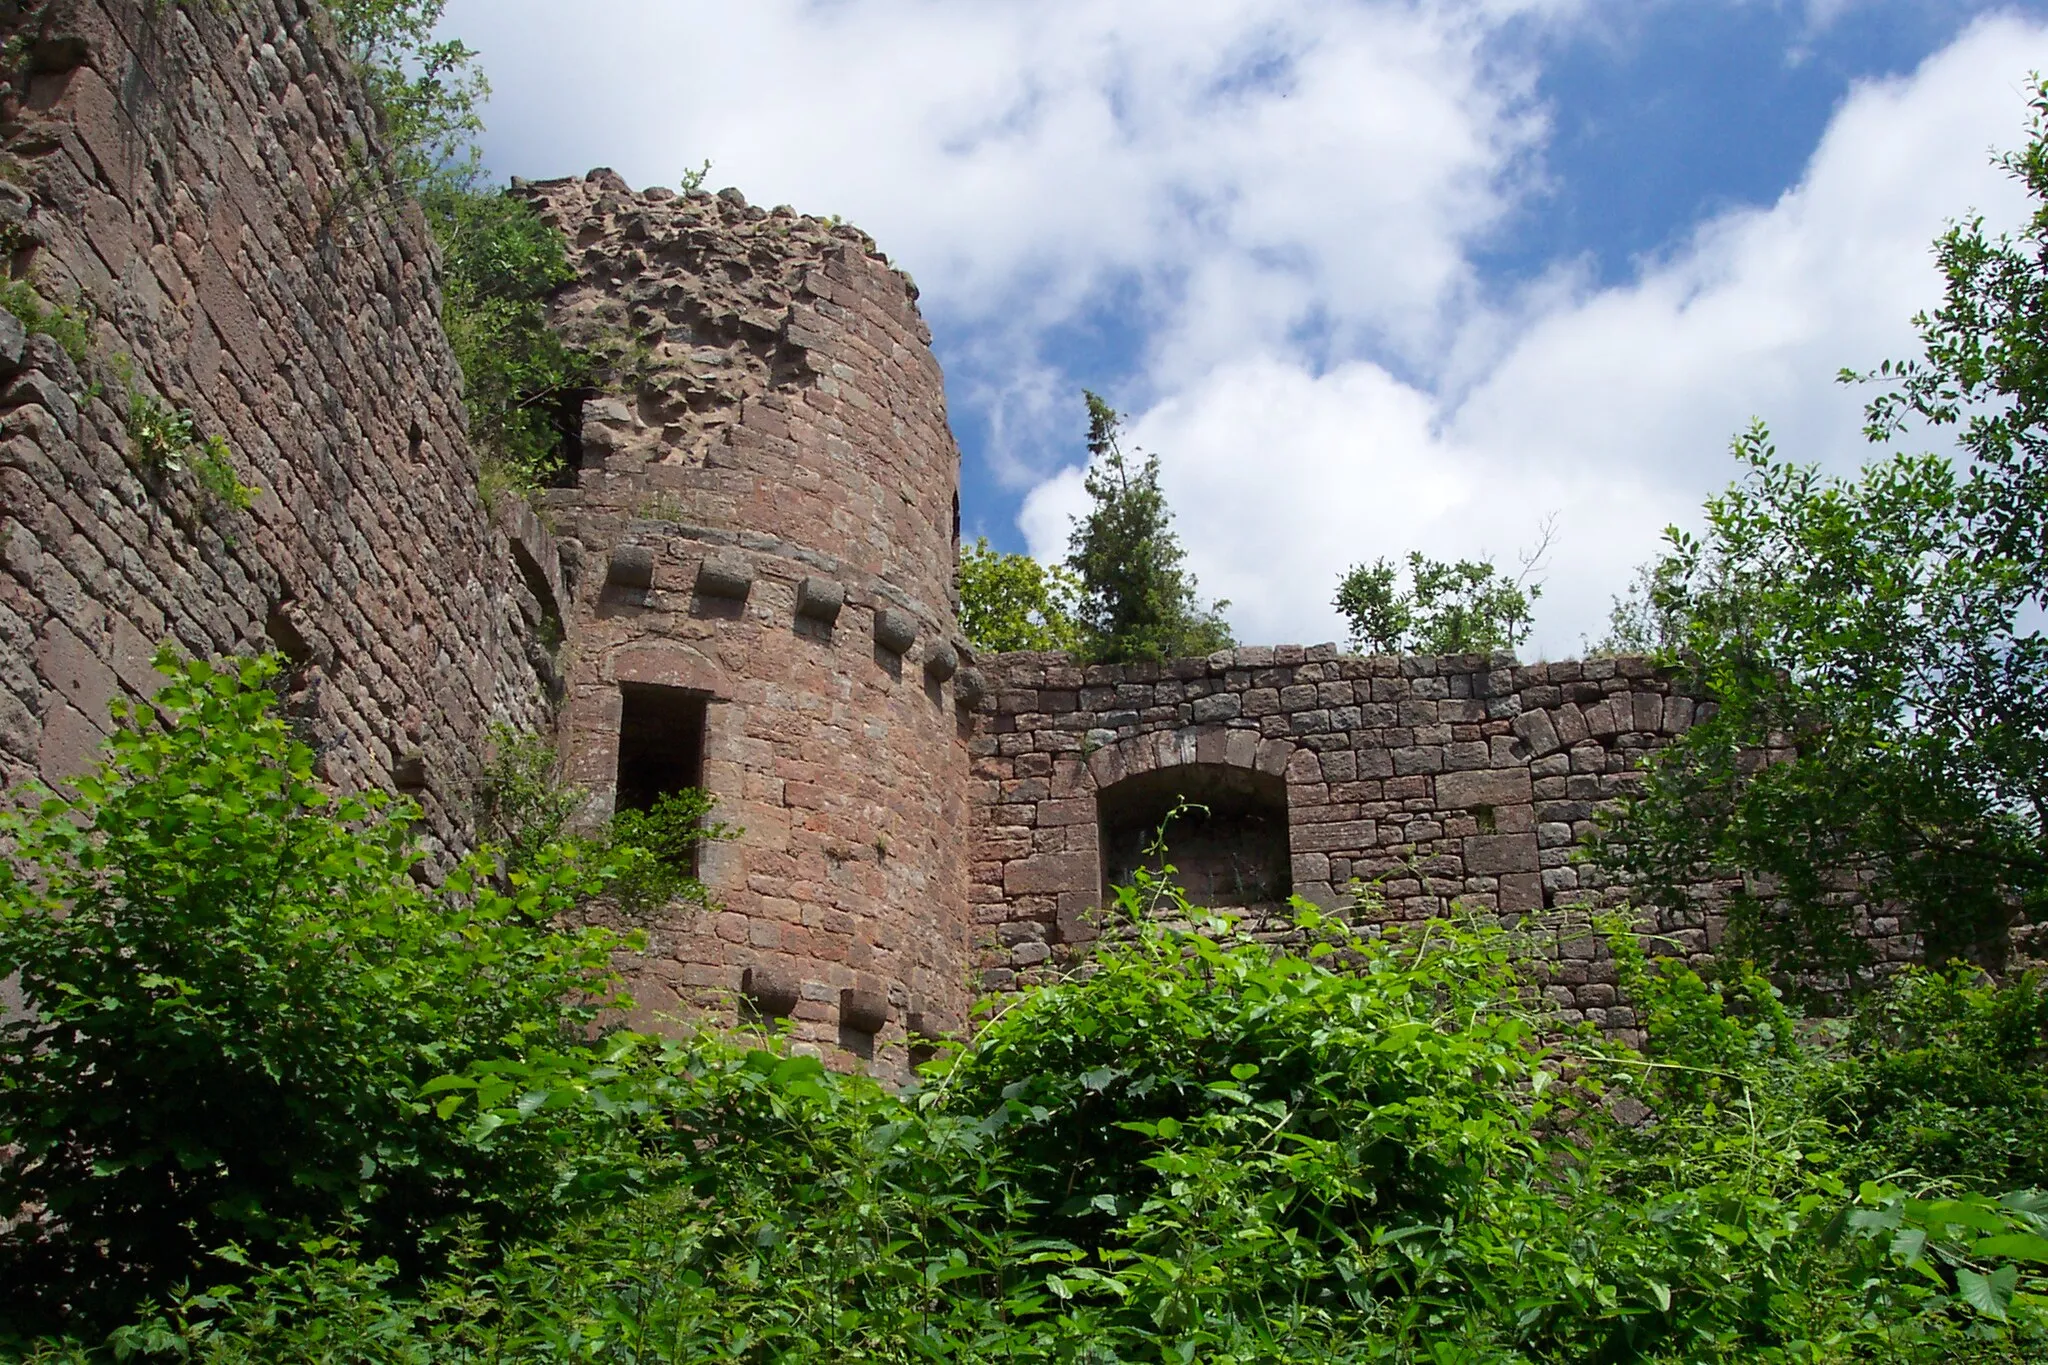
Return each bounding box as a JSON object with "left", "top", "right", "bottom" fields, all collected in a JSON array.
[
  {"left": 1974, "top": 1233, "right": 2048, "bottom": 1265},
  {"left": 1955, "top": 1266, "right": 2014, "bottom": 1320}
]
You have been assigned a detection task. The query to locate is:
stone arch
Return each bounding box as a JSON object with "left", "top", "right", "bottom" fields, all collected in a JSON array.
[
  {"left": 1082, "top": 722, "right": 1290, "bottom": 793},
  {"left": 1085, "top": 725, "right": 1297, "bottom": 911}
]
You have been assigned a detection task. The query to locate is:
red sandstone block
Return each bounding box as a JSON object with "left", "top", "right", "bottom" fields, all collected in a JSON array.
[
  {"left": 1289, "top": 819, "right": 1377, "bottom": 853},
  {"left": 1435, "top": 767, "right": 1532, "bottom": 810},
  {"left": 1004, "top": 852, "right": 1097, "bottom": 896}
]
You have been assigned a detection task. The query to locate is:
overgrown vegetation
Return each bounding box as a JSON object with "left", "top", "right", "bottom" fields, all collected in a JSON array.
[
  {"left": 472, "top": 723, "right": 731, "bottom": 916},
  {"left": 1591, "top": 80, "right": 2048, "bottom": 989},
  {"left": 324, "top": 0, "right": 488, "bottom": 205},
  {"left": 0, "top": 654, "right": 635, "bottom": 1334},
  {"left": 2, "top": 690, "right": 2043, "bottom": 1359},
  {"left": 958, "top": 394, "right": 1235, "bottom": 662},
  {"left": 420, "top": 184, "right": 596, "bottom": 499},
  {"left": 316, "top": 0, "right": 599, "bottom": 497}
]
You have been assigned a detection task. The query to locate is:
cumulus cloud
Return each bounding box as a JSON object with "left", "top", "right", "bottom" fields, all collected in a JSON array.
[
  {"left": 1023, "top": 16, "right": 2048, "bottom": 654},
  {"left": 446, "top": 0, "right": 1564, "bottom": 479},
  {"left": 447, "top": 1, "right": 2048, "bottom": 656}
]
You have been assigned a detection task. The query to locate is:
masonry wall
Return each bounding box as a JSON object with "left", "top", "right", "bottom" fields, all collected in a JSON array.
[
  {"left": 966, "top": 647, "right": 1920, "bottom": 1028},
  {"left": 0, "top": 0, "right": 556, "bottom": 854},
  {"left": 523, "top": 174, "right": 975, "bottom": 1075}
]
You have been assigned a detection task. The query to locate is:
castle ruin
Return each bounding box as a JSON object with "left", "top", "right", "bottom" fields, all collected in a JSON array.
[{"left": 0, "top": 0, "right": 1920, "bottom": 1070}]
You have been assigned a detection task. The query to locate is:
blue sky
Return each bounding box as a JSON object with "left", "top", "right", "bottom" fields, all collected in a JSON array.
[{"left": 443, "top": 0, "right": 2048, "bottom": 655}]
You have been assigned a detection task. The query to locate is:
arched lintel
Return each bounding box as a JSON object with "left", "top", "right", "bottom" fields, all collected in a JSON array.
[
  {"left": 1084, "top": 723, "right": 1292, "bottom": 794},
  {"left": 611, "top": 640, "right": 727, "bottom": 697}
]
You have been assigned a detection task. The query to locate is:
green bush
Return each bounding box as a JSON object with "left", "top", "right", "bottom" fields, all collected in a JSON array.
[
  {"left": 54, "top": 885, "right": 2044, "bottom": 1362},
  {"left": 1825, "top": 966, "right": 2048, "bottom": 1191},
  {"left": 420, "top": 187, "right": 595, "bottom": 496},
  {"left": 4, "top": 679, "right": 2044, "bottom": 1359},
  {"left": 473, "top": 724, "right": 732, "bottom": 914},
  {"left": 0, "top": 653, "right": 633, "bottom": 1334}
]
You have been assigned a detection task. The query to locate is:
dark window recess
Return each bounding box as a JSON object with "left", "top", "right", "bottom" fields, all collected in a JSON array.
[
  {"left": 549, "top": 387, "right": 599, "bottom": 487},
  {"left": 615, "top": 684, "right": 707, "bottom": 813},
  {"left": 1099, "top": 764, "right": 1290, "bottom": 911},
  {"left": 951, "top": 491, "right": 961, "bottom": 545}
]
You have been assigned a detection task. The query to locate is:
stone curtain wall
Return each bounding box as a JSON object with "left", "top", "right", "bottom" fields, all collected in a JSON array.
[
  {"left": 523, "top": 175, "right": 973, "bottom": 1075},
  {"left": 0, "top": 0, "right": 555, "bottom": 854},
  {"left": 967, "top": 648, "right": 1915, "bottom": 1028}
]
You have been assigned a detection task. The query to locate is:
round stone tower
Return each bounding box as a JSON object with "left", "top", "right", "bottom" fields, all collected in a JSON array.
[{"left": 521, "top": 171, "right": 974, "bottom": 1074}]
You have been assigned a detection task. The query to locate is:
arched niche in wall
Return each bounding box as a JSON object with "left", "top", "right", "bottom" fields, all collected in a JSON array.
[{"left": 1097, "top": 762, "right": 1291, "bottom": 910}]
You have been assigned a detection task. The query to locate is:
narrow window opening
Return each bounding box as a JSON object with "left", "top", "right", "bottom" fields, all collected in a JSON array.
[
  {"left": 616, "top": 683, "right": 710, "bottom": 877},
  {"left": 549, "top": 386, "right": 600, "bottom": 487}
]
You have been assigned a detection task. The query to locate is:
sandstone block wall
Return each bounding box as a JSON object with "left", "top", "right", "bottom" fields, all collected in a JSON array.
[
  {"left": 523, "top": 174, "right": 974, "bottom": 1074},
  {"left": 966, "top": 647, "right": 1922, "bottom": 1028},
  {"left": 0, "top": 0, "right": 556, "bottom": 853}
]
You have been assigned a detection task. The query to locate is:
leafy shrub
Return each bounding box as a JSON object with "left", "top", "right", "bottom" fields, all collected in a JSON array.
[
  {"left": 0, "top": 653, "right": 633, "bottom": 1333},
  {"left": 13, "top": 886, "right": 2048, "bottom": 1360},
  {"left": 472, "top": 722, "right": 584, "bottom": 875},
  {"left": 473, "top": 723, "right": 731, "bottom": 914},
  {"left": 5, "top": 681, "right": 2044, "bottom": 1359},
  {"left": 603, "top": 789, "right": 729, "bottom": 915},
  {"left": 1823, "top": 966, "right": 2048, "bottom": 1191}
]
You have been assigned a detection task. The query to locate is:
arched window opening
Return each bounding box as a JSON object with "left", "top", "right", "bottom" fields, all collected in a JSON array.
[{"left": 1098, "top": 763, "right": 1290, "bottom": 910}]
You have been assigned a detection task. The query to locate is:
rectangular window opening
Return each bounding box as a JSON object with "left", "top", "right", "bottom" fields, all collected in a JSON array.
[{"left": 616, "top": 684, "right": 709, "bottom": 873}]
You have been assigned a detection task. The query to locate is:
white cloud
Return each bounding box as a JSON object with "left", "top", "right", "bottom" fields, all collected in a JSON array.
[
  {"left": 446, "top": 2, "right": 2048, "bottom": 657},
  {"left": 446, "top": 0, "right": 1565, "bottom": 478},
  {"left": 1018, "top": 16, "right": 2048, "bottom": 655}
]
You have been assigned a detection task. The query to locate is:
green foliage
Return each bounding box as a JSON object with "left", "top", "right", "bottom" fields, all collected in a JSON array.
[
  {"left": 1600, "top": 426, "right": 2045, "bottom": 983},
  {"left": 1823, "top": 966, "right": 2048, "bottom": 1191},
  {"left": 602, "top": 789, "right": 729, "bottom": 916},
  {"left": 420, "top": 185, "right": 594, "bottom": 496},
  {"left": 1587, "top": 558, "right": 1690, "bottom": 658},
  {"left": 1335, "top": 535, "right": 1548, "bottom": 657},
  {"left": 473, "top": 723, "right": 731, "bottom": 914},
  {"left": 124, "top": 392, "right": 257, "bottom": 510},
  {"left": 10, "top": 850, "right": 2041, "bottom": 1360},
  {"left": 324, "top": 0, "right": 487, "bottom": 202},
  {"left": 472, "top": 723, "right": 584, "bottom": 875},
  {"left": 0, "top": 653, "right": 634, "bottom": 1333},
  {"left": 1597, "top": 84, "right": 2048, "bottom": 983},
  {"left": 1064, "top": 391, "right": 1234, "bottom": 663},
  {"left": 0, "top": 280, "right": 93, "bottom": 371},
  {"left": 313, "top": 4, "right": 595, "bottom": 499},
  {"left": 1331, "top": 556, "right": 1412, "bottom": 653},
  {"left": 956, "top": 536, "right": 1086, "bottom": 654}
]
